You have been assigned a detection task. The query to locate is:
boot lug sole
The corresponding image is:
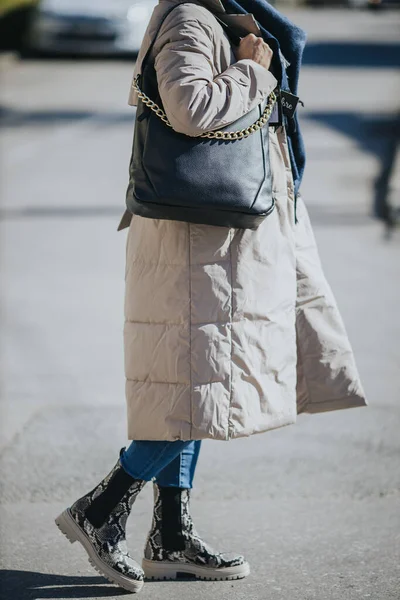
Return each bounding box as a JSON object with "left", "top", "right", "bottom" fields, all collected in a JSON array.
[
  {"left": 55, "top": 508, "right": 144, "bottom": 593},
  {"left": 142, "top": 558, "right": 250, "bottom": 581}
]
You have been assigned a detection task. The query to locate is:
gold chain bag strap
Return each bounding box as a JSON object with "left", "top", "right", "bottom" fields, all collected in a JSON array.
[
  {"left": 132, "top": 74, "right": 277, "bottom": 141},
  {"left": 125, "top": 3, "right": 278, "bottom": 230}
]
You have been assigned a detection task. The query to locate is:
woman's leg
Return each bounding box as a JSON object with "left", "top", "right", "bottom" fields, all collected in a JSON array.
[
  {"left": 120, "top": 440, "right": 195, "bottom": 482},
  {"left": 143, "top": 440, "right": 250, "bottom": 581},
  {"left": 154, "top": 441, "right": 202, "bottom": 488},
  {"left": 55, "top": 440, "right": 194, "bottom": 594}
]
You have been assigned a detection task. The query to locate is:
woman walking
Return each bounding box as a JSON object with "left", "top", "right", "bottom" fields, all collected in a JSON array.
[{"left": 55, "top": 0, "right": 366, "bottom": 593}]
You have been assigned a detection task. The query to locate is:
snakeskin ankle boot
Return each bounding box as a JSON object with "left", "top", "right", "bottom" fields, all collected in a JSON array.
[
  {"left": 142, "top": 483, "right": 250, "bottom": 581},
  {"left": 55, "top": 450, "right": 146, "bottom": 593}
]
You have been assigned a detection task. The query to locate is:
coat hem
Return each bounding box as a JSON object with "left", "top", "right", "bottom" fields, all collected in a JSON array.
[
  {"left": 303, "top": 395, "right": 367, "bottom": 414},
  {"left": 127, "top": 412, "right": 297, "bottom": 441}
]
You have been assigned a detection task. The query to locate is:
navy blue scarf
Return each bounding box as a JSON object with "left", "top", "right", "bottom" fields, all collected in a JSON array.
[{"left": 221, "top": 0, "right": 307, "bottom": 195}]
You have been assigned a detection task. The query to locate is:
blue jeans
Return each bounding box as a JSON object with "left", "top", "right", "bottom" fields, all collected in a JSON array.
[{"left": 120, "top": 440, "right": 202, "bottom": 489}]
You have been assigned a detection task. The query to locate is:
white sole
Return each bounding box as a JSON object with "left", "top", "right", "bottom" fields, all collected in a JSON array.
[
  {"left": 55, "top": 508, "right": 144, "bottom": 593},
  {"left": 142, "top": 557, "right": 250, "bottom": 581}
]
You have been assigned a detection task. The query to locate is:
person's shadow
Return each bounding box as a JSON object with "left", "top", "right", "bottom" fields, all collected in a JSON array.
[{"left": 0, "top": 570, "right": 129, "bottom": 599}]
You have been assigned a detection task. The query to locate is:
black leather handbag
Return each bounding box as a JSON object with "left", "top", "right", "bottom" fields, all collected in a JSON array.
[{"left": 125, "top": 3, "right": 277, "bottom": 230}]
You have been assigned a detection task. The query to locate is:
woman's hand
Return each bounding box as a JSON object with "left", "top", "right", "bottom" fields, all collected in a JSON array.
[{"left": 234, "top": 33, "right": 273, "bottom": 71}]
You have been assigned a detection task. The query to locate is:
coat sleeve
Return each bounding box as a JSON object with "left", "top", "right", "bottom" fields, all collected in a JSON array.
[{"left": 153, "top": 5, "right": 277, "bottom": 137}]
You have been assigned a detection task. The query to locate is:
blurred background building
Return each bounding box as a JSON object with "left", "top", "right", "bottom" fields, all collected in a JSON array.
[{"left": 1, "top": 0, "right": 158, "bottom": 56}]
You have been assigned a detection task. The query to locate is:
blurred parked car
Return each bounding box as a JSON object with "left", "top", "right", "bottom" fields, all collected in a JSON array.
[
  {"left": 23, "top": 0, "right": 158, "bottom": 55},
  {"left": 0, "top": 0, "right": 38, "bottom": 51},
  {"left": 0, "top": 0, "right": 36, "bottom": 16}
]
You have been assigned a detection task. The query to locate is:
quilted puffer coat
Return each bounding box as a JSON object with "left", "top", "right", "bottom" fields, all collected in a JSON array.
[{"left": 120, "top": 0, "right": 367, "bottom": 441}]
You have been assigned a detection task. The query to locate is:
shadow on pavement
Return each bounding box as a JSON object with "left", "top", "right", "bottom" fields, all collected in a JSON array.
[
  {"left": 303, "top": 41, "right": 400, "bottom": 68},
  {"left": 0, "top": 569, "right": 206, "bottom": 598},
  {"left": 306, "top": 112, "right": 399, "bottom": 159},
  {"left": 0, "top": 570, "right": 128, "bottom": 599},
  {"left": 15, "top": 40, "right": 400, "bottom": 68},
  {"left": 306, "top": 112, "right": 400, "bottom": 227},
  {"left": 19, "top": 52, "right": 138, "bottom": 62},
  {"left": 0, "top": 203, "right": 380, "bottom": 226},
  {"left": 303, "top": 38, "right": 400, "bottom": 229},
  {"left": 0, "top": 107, "right": 132, "bottom": 128},
  {"left": 0, "top": 205, "right": 122, "bottom": 221}
]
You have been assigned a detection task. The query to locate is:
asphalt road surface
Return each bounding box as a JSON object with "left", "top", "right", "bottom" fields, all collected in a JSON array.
[{"left": 1, "top": 8, "right": 399, "bottom": 600}]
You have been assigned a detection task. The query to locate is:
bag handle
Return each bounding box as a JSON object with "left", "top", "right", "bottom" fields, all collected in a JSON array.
[{"left": 132, "top": 74, "right": 276, "bottom": 140}]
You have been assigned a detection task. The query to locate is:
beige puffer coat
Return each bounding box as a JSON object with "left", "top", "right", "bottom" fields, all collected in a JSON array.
[{"left": 120, "top": 0, "right": 367, "bottom": 441}]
